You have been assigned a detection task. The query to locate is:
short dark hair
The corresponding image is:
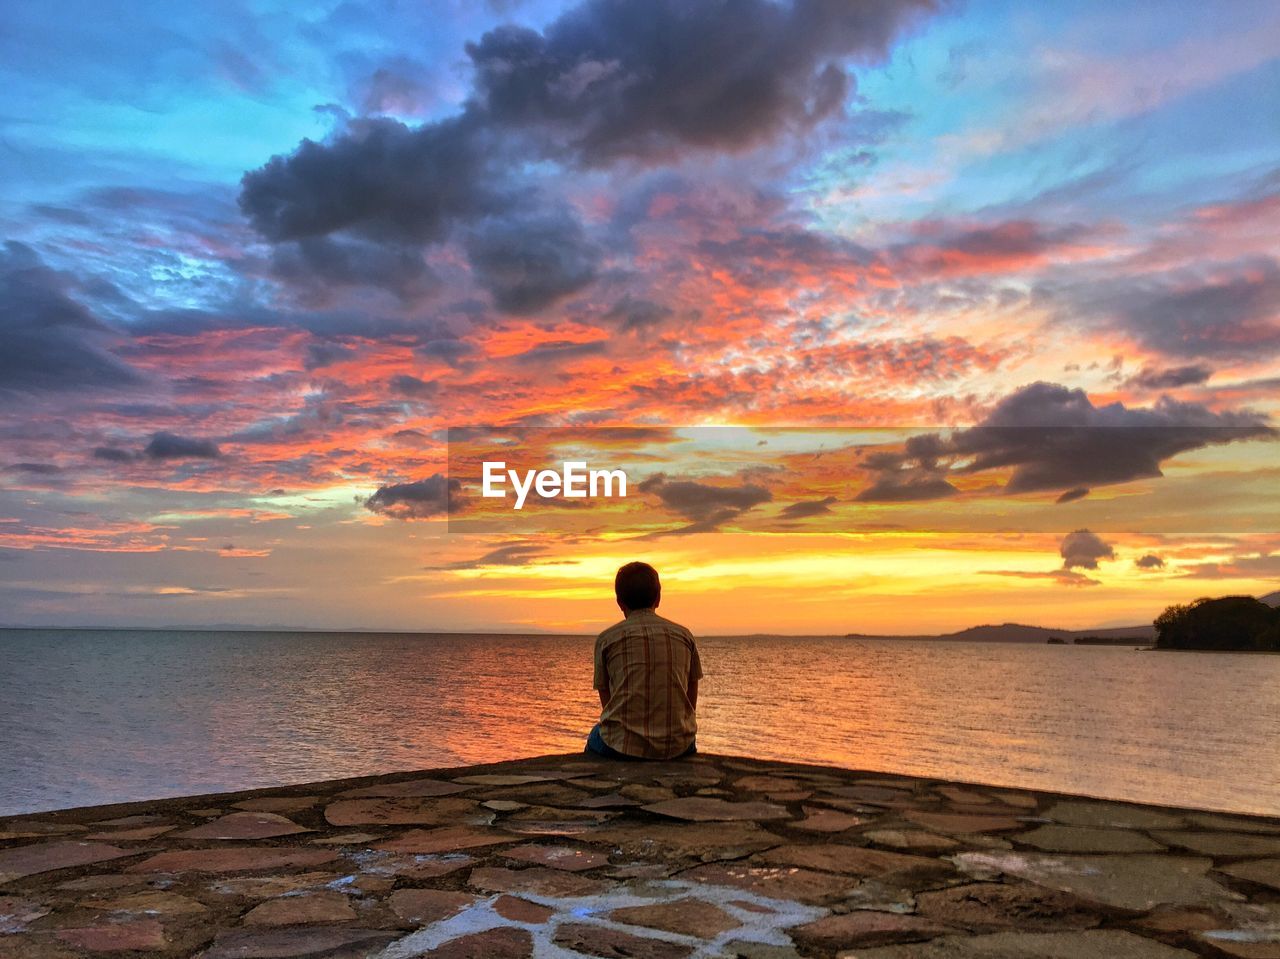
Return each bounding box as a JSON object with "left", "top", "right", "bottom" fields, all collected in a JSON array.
[{"left": 615, "top": 561, "right": 660, "bottom": 610}]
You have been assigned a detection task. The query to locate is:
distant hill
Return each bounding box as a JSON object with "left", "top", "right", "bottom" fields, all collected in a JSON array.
[
  {"left": 846, "top": 586, "right": 1280, "bottom": 644},
  {"left": 846, "top": 622, "right": 1155, "bottom": 644}
]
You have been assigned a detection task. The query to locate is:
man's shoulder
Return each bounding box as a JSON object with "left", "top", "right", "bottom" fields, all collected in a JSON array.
[
  {"left": 596, "top": 611, "right": 694, "bottom": 644},
  {"left": 651, "top": 612, "right": 695, "bottom": 640}
]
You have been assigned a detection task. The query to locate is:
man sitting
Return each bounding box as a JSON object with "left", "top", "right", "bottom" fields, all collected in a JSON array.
[{"left": 585, "top": 562, "right": 702, "bottom": 760}]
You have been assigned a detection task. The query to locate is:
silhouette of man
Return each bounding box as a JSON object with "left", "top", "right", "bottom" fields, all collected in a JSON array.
[{"left": 585, "top": 562, "right": 702, "bottom": 760}]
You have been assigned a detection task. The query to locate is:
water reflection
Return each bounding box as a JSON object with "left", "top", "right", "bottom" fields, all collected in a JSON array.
[{"left": 1, "top": 630, "right": 1277, "bottom": 815}]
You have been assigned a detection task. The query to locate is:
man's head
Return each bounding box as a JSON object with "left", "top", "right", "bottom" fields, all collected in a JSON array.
[{"left": 615, "top": 561, "right": 661, "bottom": 613}]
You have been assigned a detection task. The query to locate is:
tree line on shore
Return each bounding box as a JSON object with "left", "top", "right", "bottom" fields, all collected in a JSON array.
[{"left": 1154, "top": 595, "right": 1280, "bottom": 651}]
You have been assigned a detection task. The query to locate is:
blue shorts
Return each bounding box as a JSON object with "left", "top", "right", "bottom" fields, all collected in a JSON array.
[{"left": 584, "top": 723, "right": 696, "bottom": 760}]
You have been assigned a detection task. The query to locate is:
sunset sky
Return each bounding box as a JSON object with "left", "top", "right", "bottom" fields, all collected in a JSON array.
[{"left": 2, "top": 0, "right": 1278, "bottom": 633}]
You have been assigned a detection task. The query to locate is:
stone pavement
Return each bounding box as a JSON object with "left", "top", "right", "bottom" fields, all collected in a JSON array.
[{"left": 2, "top": 753, "right": 1279, "bottom": 958}]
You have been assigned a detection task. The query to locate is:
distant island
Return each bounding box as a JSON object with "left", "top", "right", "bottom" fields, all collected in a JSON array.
[
  {"left": 847, "top": 589, "right": 1280, "bottom": 647},
  {"left": 846, "top": 622, "right": 1155, "bottom": 644}
]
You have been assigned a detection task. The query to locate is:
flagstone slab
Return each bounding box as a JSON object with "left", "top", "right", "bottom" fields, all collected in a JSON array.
[
  {"left": 1043, "top": 801, "right": 1185, "bottom": 830},
  {"left": 0, "top": 841, "right": 133, "bottom": 883},
  {"left": 88, "top": 890, "right": 209, "bottom": 916},
  {"left": 609, "top": 897, "right": 740, "bottom": 937},
  {"left": 55, "top": 918, "right": 167, "bottom": 952},
  {"left": 902, "top": 811, "right": 1026, "bottom": 834},
  {"left": 178, "top": 812, "right": 311, "bottom": 840},
  {"left": 552, "top": 922, "right": 693, "bottom": 959},
  {"left": 576, "top": 793, "right": 641, "bottom": 809},
  {"left": 336, "top": 779, "right": 471, "bottom": 800},
  {"left": 862, "top": 829, "right": 960, "bottom": 853},
  {"left": 643, "top": 797, "right": 790, "bottom": 822},
  {"left": 938, "top": 787, "right": 993, "bottom": 805},
  {"left": 1152, "top": 831, "right": 1280, "bottom": 858},
  {"left": 324, "top": 797, "right": 481, "bottom": 827},
  {"left": 619, "top": 784, "right": 679, "bottom": 804},
  {"left": 452, "top": 774, "right": 557, "bottom": 786},
  {"left": 503, "top": 843, "right": 611, "bottom": 871},
  {"left": 244, "top": 890, "right": 357, "bottom": 926},
  {"left": 386, "top": 888, "right": 478, "bottom": 925},
  {"left": 501, "top": 805, "right": 612, "bottom": 824},
  {"left": 492, "top": 895, "right": 554, "bottom": 923},
  {"left": 842, "top": 928, "right": 1198, "bottom": 958},
  {"left": 55, "top": 874, "right": 143, "bottom": 892},
  {"left": 0, "top": 895, "right": 50, "bottom": 933},
  {"left": 127, "top": 847, "right": 337, "bottom": 874},
  {"left": 232, "top": 797, "right": 321, "bottom": 813},
  {"left": 793, "top": 910, "right": 952, "bottom": 950},
  {"left": 374, "top": 825, "right": 511, "bottom": 854},
  {"left": 989, "top": 791, "right": 1041, "bottom": 810},
  {"left": 199, "top": 926, "right": 396, "bottom": 959},
  {"left": 1218, "top": 859, "right": 1280, "bottom": 891},
  {"left": 1186, "top": 813, "right": 1280, "bottom": 835},
  {"left": 1018, "top": 825, "right": 1166, "bottom": 853},
  {"left": 479, "top": 784, "right": 592, "bottom": 806},
  {"left": 482, "top": 800, "right": 527, "bottom": 812},
  {"left": 757, "top": 843, "right": 954, "bottom": 882},
  {"left": 420, "top": 926, "right": 533, "bottom": 958},
  {"left": 792, "top": 808, "right": 873, "bottom": 833},
  {"left": 914, "top": 881, "right": 1101, "bottom": 931},
  {"left": 206, "top": 872, "right": 339, "bottom": 898},
  {"left": 679, "top": 862, "right": 854, "bottom": 904},
  {"left": 309, "top": 831, "right": 380, "bottom": 846},
  {"left": 348, "top": 850, "right": 476, "bottom": 879},
  {"left": 90, "top": 815, "right": 166, "bottom": 828},
  {"left": 823, "top": 786, "right": 911, "bottom": 805},
  {"left": 582, "top": 820, "right": 781, "bottom": 861},
  {"left": 82, "top": 825, "right": 176, "bottom": 842},
  {"left": 468, "top": 865, "right": 613, "bottom": 898},
  {"left": 953, "top": 851, "right": 1236, "bottom": 911},
  {"left": 0, "top": 821, "right": 86, "bottom": 838}
]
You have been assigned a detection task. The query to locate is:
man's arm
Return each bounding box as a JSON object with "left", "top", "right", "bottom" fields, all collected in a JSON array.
[
  {"left": 687, "top": 673, "right": 698, "bottom": 709},
  {"left": 598, "top": 683, "right": 610, "bottom": 709}
]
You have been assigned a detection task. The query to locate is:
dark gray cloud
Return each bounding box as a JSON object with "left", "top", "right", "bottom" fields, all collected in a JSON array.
[
  {"left": 240, "top": 0, "right": 936, "bottom": 308},
  {"left": 855, "top": 473, "right": 958, "bottom": 502},
  {"left": 1127, "top": 364, "right": 1212, "bottom": 390},
  {"left": 389, "top": 374, "right": 438, "bottom": 398},
  {"left": 779, "top": 495, "right": 838, "bottom": 519},
  {"left": 637, "top": 473, "right": 771, "bottom": 535},
  {"left": 463, "top": 207, "right": 599, "bottom": 313},
  {"left": 144, "top": 432, "right": 221, "bottom": 460},
  {"left": 1060, "top": 528, "right": 1114, "bottom": 570},
  {"left": 1135, "top": 553, "right": 1165, "bottom": 569},
  {"left": 304, "top": 339, "right": 358, "bottom": 370},
  {"left": 365, "top": 473, "right": 460, "bottom": 519},
  {"left": 467, "top": 0, "right": 936, "bottom": 164},
  {"left": 435, "top": 541, "right": 560, "bottom": 570},
  {"left": 0, "top": 242, "right": 143, "bottom": 395},
  {"left": 857, "top": 382, "right": 1272, "bottom": 501},
  {"left": 639, "top": 473, "right": 772, "bottom": 521},
  {"left": 240, "top": 116, "right": 500, "bottom": 245},
  {"left": 604, "top": 296, "right": 674, "bottom": 332},
  {"left": 1056, "top": 486, "right": 1089, "bottom": 503},
  {"left": 1087, "top": 260, "right": 1280, "bottom": 360},
  {"left": 93, "top": 446, "right": 138, "bottom": 463},
  {"left": 271, "top": 236, "right": 437, "bottom": 305},
  {"left": 511, "top": 340, "right": 608, "bottom": 365}
]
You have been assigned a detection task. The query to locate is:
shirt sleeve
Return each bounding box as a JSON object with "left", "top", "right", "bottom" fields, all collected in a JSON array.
[
  {"left": 592, "top": 636, "right": 608, "bottom": 690},
  {"left": 689, "top": 638, "right": 704, "bottom": 681}
]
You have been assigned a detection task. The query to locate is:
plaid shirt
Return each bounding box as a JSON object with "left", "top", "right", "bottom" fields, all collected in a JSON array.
[{"left": 593, "top": 608, "right": 703, "bottom": 759}]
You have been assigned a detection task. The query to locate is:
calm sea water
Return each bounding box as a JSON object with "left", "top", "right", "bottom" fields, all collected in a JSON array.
[{"left": 1, "top": 629, "right": 1277, "bottom": 817}]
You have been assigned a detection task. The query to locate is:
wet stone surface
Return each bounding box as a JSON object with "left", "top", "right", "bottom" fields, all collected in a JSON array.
[{"left": 0, "top": 753, "right": 1277, "bottom": 957}]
